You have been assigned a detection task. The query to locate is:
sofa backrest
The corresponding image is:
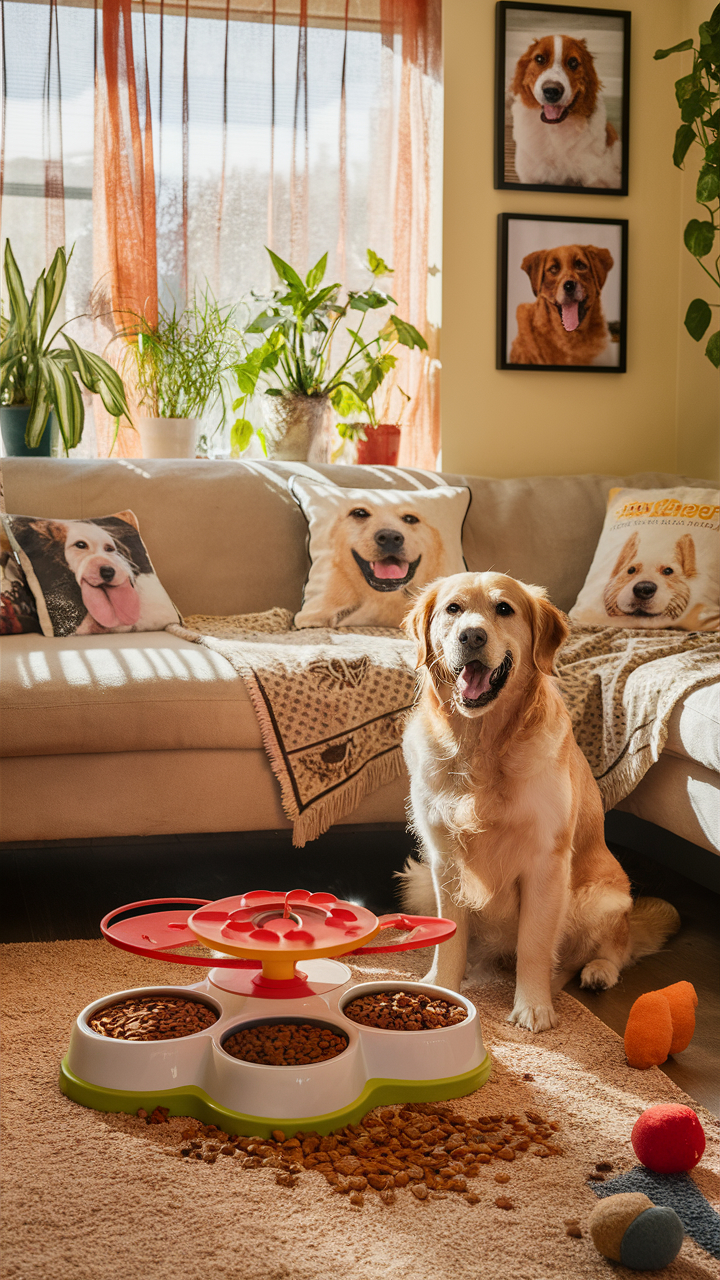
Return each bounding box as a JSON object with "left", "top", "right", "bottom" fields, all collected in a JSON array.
[{"left": 1, "top": 458, "right": 712, "bottom": 617}]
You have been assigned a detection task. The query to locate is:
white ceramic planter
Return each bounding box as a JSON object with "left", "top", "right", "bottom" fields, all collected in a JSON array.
[
  {"left": 262, "top": 394, "right": 332, "bottom": 462},
  {"left": 137, "top": 417, "right": 200, "bottom": 459}
]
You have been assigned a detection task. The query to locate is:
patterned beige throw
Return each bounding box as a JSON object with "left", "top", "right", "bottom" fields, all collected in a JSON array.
[
  {"left": 168, "top": 613, "right": 718, "bottom": 845},
  {"left": 169, "top": 610, "right": 416, "bottom": 846}
]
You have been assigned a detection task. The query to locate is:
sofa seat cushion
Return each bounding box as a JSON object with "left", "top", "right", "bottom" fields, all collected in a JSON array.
[
  {"left": 0, "top": 632, "right": 263, "bottom": 757},
  {"left": 663, "top": 683, "right": 720, "bottom": 775}
]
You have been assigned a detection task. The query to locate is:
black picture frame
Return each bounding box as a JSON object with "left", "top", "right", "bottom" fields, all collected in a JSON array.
[
  {"left": 495, "top": 2, "right": 631, "bottom": 195},
  {"left": 497, "top": 212, "right": 628, "bottom": 372}
]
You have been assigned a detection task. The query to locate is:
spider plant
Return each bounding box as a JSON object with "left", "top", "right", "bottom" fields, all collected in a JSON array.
[
  {"left": 230, "top": 247, "right": 427, "bottom": 455},
  {"left": 0, "top": 241, "right": 131, "bottom": 451},
  {"left": 121, "top": 290, "right": 237, "bottom": 421}
]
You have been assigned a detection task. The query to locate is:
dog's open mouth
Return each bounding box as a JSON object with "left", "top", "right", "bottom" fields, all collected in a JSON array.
[
  {"left": 455, "top": 651, "right": 513, "bottom": 709},
  {"left": 541, "top": 103, "right": 570, "bottom": 124},
  {"left": 555, "top": 298, "right": 588, "bottom": 333},
  {"left": 352, "top": 550, "right": 421, "bottom": 593},
  {"left": 81, "top": 577, "right": 140, "bottom": 628}
]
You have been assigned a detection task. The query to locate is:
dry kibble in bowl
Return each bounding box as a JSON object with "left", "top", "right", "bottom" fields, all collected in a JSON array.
[
  {"left": 88, "top": 995, "right": 217, "bottom": 1040},
  {"left": 223, "top": 1022, "right": 348, "bottom": 1066},
  {"left": 343, "top": 990, "right": 467, "bottom": 1031}
]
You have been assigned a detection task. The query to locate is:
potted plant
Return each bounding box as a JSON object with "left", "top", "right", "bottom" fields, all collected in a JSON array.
[
  {"left": 655, "top": 6, "right": 720, "bottom": 366},
  {"left": 122, "top": 290, "right": 237, "bottom": 458},
  {"left": 230, "top": 247, "right": 427, "bottom": 462},
  {"left": 0, "top": 241, "right": 131, "bottom": 456}
]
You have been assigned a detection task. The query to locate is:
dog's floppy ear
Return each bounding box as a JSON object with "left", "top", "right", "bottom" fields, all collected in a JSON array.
[
  {"left": 113, "top": 510, "right": 140, "bottom": 530},
  {"left": 675, "top": 533, "right": 697, "bottom": 577},
  {"left": 610, "top": 531, "right": 639, "bottom": 577},
  {"left": 524, "top": 585, "right": 569, "bottom": 676},
  {"left": 585, "top": 246, "right": 613, "bottom": 292},
  {"left": 403, "top": 582, "right": 440, "bottom": 671},
  {"left": 30, "top": 519, "right": 66, "bottom": 544},
  {"left": 510, "top": 41, "right": 537, "bottom": 101},
  {"left": 520, "top": 251, "right": 547, "bottom": 297}
]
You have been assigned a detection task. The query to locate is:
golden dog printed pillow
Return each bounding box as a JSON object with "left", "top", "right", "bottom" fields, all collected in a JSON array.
[
  {"left": 289, "top": 478, "right": 471, "bottom": 628},
  {"left": 570, "top": 486, "right": 720, "bottom": 631},
  {"left": 1, "top": 509, "right": 180, "bottom": 637}
]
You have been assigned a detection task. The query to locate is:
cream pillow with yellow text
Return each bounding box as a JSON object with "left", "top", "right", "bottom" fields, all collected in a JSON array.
[
  {"left": 290, "top": 478, "right": 471, "bottom": 628},
  {"left": 570, "top": 487, "right": 719, "bottom": 631}
]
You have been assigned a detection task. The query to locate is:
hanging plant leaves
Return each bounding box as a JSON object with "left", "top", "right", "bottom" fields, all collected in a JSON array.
[
  {"left": 706, "top": 331, "right": 720, "bottom": 368},
  {"left": 684, "top": 298, "right": 712, "bottom": 340},
  {"left": 684, "top": 218, "right": 716, "bottom": 257},
  {"left": 673, "top": 123, "right": 697, "bottom": 167}
]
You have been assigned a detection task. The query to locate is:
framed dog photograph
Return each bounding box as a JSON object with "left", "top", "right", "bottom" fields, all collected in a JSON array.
[
  {"left": 497, "top": 212, "right": 628, "bottom": 372},
  {"left": 495, "top": 2, "right": 631, "bottom": 195}
]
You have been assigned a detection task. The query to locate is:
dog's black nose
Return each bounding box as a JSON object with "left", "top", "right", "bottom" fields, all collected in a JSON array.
[
  {"left": 374, "top": 527, "right": 405, "bottom": 554},
  {"left": 632, "top": 581, "right": 657, "bottom": 600},
  {"left": 542, "top": 83, "right": 564, "bottom": 103},
  {"left": 99, "top": 565, "right": 115, "bottom": 582},
  {"left": 458, "top": 626, "right": 487, "bottom": 650},
  {"left": 563, "top": 279, "right": 576, "bottom": 295}
]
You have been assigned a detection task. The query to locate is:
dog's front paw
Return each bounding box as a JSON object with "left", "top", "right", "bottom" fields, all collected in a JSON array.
[
  {"left": 580, "top": 959, "right": 619, "bottom": 991},
  {"left": 507, "top": 1001, "right": 558, "bottom": 1033}
]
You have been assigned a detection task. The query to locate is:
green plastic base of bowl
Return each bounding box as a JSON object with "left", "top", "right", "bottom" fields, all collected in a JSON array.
[{"left": 59, "top": 1052, "right": 492, "bottom": 1137}]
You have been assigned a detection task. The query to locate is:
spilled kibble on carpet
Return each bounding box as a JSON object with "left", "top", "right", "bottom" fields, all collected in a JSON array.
[{"left": 159, "top": 1100, "right": 562, "bottom": 1208}]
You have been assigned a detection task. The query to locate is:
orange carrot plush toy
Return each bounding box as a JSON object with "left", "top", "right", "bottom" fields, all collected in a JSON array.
[{"left": 624, "top": 981, "right": 698, "bottom": 1069}]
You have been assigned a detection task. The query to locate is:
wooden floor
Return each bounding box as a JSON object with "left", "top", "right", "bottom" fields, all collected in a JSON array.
[{"left": 1, "top": 828, "right": 717, "bottom": 1115}]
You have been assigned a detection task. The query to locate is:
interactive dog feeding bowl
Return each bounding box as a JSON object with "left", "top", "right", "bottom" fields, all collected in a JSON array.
[{"left": 60, "top": 891, "right": 491, "bottom": 1136}]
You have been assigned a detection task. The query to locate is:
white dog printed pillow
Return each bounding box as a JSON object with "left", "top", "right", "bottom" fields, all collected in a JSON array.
[
  {"left": 2, "top": 509, "right": 180, "bottom": 636},
  {"left": 570, "top": 486, "right": 720, "bottom": 631},
  {"left": 290, "top": 479, "right": 471, "bottom": 629}
]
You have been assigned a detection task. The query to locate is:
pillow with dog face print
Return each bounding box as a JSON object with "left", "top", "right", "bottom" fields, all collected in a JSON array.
[
  {"left": 1, "top": 509, "right": 181, "bottom": 637},
  {"left": 569, "top": 486, "right": 720, "bottom": 631},
  {"left": 289, "top": 478, "right": 471, "bottom": 628}
]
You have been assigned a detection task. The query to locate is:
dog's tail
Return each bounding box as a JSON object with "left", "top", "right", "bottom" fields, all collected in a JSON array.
[
  {"left": 395, "top": 856, "right": 435, "bottom": 916},
  {"left": 629, "top": 897, "right": 681, "bottom": 961}
]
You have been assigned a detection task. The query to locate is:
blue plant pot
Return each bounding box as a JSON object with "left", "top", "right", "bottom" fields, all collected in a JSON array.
[{"left": 0, "top": 405, "right": 59, "bottom": 457}]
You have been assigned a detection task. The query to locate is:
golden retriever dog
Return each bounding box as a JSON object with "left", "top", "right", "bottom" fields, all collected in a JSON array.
[
  {"left": 603, "top": 531, "right": 698, "bottom": 626},
  {"left": 510, "top": 244, "right": 614, "bottom": 367},
  {"left": 510, "top": 35, "right": 621, "bottom": 188},
  {"left": 301, "top": 497, "right": 449, "bottom": 628},
  {"left": 400, "top": 572, "right": 679, "bottom": 1032}
]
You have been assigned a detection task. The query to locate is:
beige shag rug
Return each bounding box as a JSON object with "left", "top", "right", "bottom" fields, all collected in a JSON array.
[{"left": 1, "top": 940, "right": 718, "bottom": 1280}]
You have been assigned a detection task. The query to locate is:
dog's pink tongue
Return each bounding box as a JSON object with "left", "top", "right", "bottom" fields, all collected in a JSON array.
[
  {"left": 371, "top": 559, "right": 408, "bottom": 580},
  {"left": 457, "top": 662, "right": 492, "bottom": 701},
  {"left": 543, "top": 103, "right": 564, "bottom": 121},
  {"left": 81, "top": 580, "right": 140, "bottom": 628},
  {"left": 561, "top": 300, "right": 580, "bottom": 332}
]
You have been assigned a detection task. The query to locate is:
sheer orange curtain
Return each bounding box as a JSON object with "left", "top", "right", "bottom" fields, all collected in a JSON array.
[
  {"left": 381, "top": 0, "right": 441, "bottom": 470},
  {"left": 92, "top": 0, "right": 442, "bottom": 465},
  {"left": 93, "top": 0, "right": 157, "bottom": 456}
]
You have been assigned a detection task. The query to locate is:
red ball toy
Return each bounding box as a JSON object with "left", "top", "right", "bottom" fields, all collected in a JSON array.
[{"left": 631, "top": 1104, "right": 706, "bottom": 1174}]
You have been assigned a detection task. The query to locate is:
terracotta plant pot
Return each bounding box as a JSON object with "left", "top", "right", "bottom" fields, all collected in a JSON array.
[
  {"left": 1, "top": 405, "right": 59, "bottom": 457},
  {"left": 355, "top": 423, "right": 401, "bottom": 466},
  {"left": 137, "top": 417, "right": 200, "bottom": 459},
  {"left": 262, "top": 394, "right": 332, "bottom": 462}
]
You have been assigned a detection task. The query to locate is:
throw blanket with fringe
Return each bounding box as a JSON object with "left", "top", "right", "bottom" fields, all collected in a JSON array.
[{"left": 168, "top": 613, "right": 719, "bottom": 846}]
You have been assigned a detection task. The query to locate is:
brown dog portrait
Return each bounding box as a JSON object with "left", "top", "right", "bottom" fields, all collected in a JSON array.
[
  {"left": 603, "top": 531, "right": 698, "bottom": 625},
  {"left": 509, "top": 243, "right": 614, "bottom": 366}
]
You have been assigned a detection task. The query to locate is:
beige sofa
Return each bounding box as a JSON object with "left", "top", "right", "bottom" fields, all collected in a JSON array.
[{"left": 1, "top": 459, "right": 718, "bottom": 876}]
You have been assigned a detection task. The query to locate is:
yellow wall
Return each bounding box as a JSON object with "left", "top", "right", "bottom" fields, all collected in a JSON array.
[{"left": 440, "top": 0, "right": 719, "bottom": 480}]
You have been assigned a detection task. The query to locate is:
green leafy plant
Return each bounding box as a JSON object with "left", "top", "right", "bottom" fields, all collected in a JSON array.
[
  {"left": 655, "top": 5, "right": 720, "bottom": 367},
  {"left": 121, "top": 289, "right": 237, "bottom": 420},
  {"left": 230, "top": 247, "right": 427, "bottom": 456},
  {"left": 0, "top": 241, "right": 131, "bottom": 451}
]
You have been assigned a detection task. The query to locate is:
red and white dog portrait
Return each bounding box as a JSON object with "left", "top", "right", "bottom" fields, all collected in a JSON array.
[{"left": 510, "top": 33, "right": 622, "bottom": 189}]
